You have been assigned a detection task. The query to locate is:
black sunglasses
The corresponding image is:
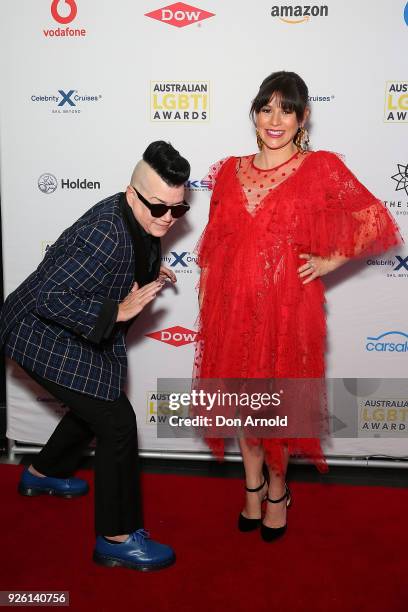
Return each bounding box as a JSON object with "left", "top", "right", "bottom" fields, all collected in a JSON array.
[{"left": 133, "top": 187, "right": 190, "bottom": 219}]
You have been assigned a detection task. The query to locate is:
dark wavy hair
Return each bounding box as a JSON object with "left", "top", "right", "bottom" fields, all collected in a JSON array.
[
  {"left": 250, "top": 71, "right": 309, "bottom": 122},
  {"left": 143, "top": 141, "right": 190, "bottom": 186}
]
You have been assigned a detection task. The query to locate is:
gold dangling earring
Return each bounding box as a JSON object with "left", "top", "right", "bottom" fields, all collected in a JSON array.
[
  {"left": 294, "top": 126, "right": 310, "bottom": 152},
  {"left": 256, "top": 129, "right": 263, "bottom": 151}
]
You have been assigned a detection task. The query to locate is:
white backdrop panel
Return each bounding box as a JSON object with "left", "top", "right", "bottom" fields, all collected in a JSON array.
[{"left": 1, "top": 0, "right": 407, "bottom": 459}]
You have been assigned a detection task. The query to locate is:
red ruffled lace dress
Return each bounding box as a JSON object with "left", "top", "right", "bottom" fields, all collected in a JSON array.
[{"left": 194, "top": 150, "right": 402, "bottom": 473}]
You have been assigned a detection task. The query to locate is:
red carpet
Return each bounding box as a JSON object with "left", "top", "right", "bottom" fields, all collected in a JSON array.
[{"left": 0, "top": 464, "right": 407, "bottom": 612}]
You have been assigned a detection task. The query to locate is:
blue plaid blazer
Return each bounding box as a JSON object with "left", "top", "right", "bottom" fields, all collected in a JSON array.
[{"left": 0, "top": 192, "right": 161, "bottom": 400}]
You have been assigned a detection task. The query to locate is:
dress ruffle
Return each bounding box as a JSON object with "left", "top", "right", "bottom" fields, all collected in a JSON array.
[{"left": 194, "top": 151, "right": 402, "bottom": 473}]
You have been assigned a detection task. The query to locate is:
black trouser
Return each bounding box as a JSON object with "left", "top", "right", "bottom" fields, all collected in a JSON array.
[{"left": 22, "top": 367, "right": 143, "bottom": 536}]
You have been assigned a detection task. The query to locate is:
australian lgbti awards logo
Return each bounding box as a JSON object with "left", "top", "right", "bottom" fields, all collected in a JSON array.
[
  {"left": 270, "top": 3, "right": 329, "bottom": 23},
  {"left": 30, "top": 89, "right": 102, "bottom": 114},
  {"left": 146, "top": 392, "right": 187, "bottom": 425},
  {"left": 146, "top": 326, "right": 197, "bottom": 347},
  {"left": 359, "top": 397, "right": 408, "bottom": 438},
  {"left": 145, "top": 3, "right": 215, "bottom": 28},
  {"left": 43, "top": 0, "right": 86, "bottom": 37},
  {"left": 150, "top": 81, "right": 209, "bottom": 121},
  {"left": 384, "top": 82, "right": 408, "bottom": 122}
]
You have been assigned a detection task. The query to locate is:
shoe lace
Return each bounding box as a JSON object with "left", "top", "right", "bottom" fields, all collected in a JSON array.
[{"left": 131, "top": 529, "right": 150, "bottom": 548}]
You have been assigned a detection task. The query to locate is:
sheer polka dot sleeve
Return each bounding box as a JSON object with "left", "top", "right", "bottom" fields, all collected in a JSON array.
[
  {"left": 204, "top": 157, "right": 231, "bottom": 190},
  {"left": 309, "top": 152, "right": 403, "bottom": 258}
]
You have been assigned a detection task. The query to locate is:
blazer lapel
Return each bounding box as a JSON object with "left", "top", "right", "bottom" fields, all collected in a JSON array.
[{"left": 119, "top": 192, "right": 160, "bottom": 286}]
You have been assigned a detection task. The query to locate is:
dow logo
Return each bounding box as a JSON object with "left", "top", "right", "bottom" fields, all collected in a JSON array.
[
  {"left": 366, "top": 331, "right": 408, "bottom": 353},
  {"left": 146, "top": 326, "right": 197, "bottom": 347},
  {"left": 145, "top": 2, "right": 215, "bottom": 28},
  {"left": 271, "top": 4, "right": 328, "bottom": 23},
  {"left": 51, "top": 0, "right": 77, "bottom": 24}
]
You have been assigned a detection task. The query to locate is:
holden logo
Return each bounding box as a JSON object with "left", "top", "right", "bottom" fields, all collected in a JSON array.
[
  {"left": 38, "top": 173, "right": 58, "bottom": 194},
  {"left": 145, "top": 2, "right": 215, "bottom": 28},
  {"left": 146, "top": 326, "right": 197, "bottom": 346},
  {"left": 51, "top": 0, "right": 78, "bottom": 24}
]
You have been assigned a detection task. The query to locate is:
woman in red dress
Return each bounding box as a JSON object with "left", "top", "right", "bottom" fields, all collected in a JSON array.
[{"left": 195, "top": 71, "right": 401, "bottom": 541}]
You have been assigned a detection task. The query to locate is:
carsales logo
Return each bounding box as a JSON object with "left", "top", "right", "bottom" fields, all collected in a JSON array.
[
  {"left": 366, "top": 331, "right": 408, "bottom": 353},
  {"left": 146, "top": 326, "right": 197, "bottom": 347},
  {"left": 44, "top": 0, "right": 86, "bottom": 37},
  {"left": 145, "top": 2, "right": 215, "bottom": 28}
]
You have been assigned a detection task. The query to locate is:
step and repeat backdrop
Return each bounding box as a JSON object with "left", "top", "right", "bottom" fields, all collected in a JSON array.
[{"left": 0, "top": 0, "right": 407, "bottom": 459}]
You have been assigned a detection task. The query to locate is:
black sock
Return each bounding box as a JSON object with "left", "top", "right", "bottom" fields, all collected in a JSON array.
[{"left": 103, "top": 536, "right": 124, "bottom": 544}]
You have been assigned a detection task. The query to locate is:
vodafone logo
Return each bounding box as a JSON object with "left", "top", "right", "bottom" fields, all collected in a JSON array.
[
  {"left": 51, "top": 0, "right": 77, "bottom": 24},
  {"left": 145, "top": 2, "right": 215, "bottom": 28},
  {"left": 45, "top": 0, "right": 86, "bottom": 37},
  {"left": 146, "top": 326, "right": 197, "bottom": 347}
]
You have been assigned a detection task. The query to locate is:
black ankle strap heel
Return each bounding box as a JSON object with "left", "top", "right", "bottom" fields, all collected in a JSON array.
[
  {"left": 238, "top": 477, "right": 268, "bottom": 533},
  {"left": 245, "top": 478, "right": 267, "bottom": 493},
  {"left": 266, "top": 484, "right": 291, "bottom": 507},
  {"left": 261, "top": 484, "right": 291, "bottom": 542}
]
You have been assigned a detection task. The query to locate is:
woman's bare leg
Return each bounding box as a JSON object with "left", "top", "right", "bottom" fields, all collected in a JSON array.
[
  {"left": 239, "top": 439, "right": 268, "bottom": 519},
  {"left": 263, "top": 444, "right": 289, "bottom": 528}
]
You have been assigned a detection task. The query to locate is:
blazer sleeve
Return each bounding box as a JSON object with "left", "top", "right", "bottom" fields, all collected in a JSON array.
[
  {"left": 35, "top": 220, "right": 120, "bottom": 344},
  {"left": 309, "top": 152, "right": 403, "bottom": 258}
]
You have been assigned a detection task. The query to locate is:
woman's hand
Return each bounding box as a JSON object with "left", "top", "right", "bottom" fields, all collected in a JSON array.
[
  {"left": 159, "top": 265, "right": 177, "bottom": 284},
  {"left": 116, "top": 280, "right": 164, "bottom": 322},
  {"left": 298, "top": 253, "right": 348, "bottom": 284}
]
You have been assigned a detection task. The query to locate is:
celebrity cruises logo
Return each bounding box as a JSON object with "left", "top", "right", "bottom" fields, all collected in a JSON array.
[
  {"left": 145, "top": 2, "right": 215, "bottom": 28},
  {"left": 44, "top": 0, "right": 86, "bottom": 37},
  {"left": 146, "top": 326, "right": 197, "bottom": 347},
  {"left": 30, "top": 89, "right": 103, "bottom": 114},
  {"left": 161, "top": 251, "right": 198, "bottom": 275},
  {"left": 271, "top": 3, "right": 329, "bottom": 24}
]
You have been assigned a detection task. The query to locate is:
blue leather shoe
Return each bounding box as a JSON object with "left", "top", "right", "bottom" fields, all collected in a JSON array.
[
  {"left": 18, "top": 467, "right": 89, "bottom": 498},
  {"left": 93, "top": 529, "right": 175, "bottom": 571}
]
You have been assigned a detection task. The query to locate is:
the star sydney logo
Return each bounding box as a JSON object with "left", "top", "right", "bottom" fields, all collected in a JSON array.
[{"left": 391, "top": 164, "right": 408, "bottom": 196}]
